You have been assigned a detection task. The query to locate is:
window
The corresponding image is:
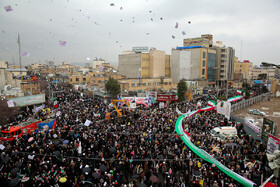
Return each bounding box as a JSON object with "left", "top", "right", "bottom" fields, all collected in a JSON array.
[
  {"left": 76, "top": 78, "right": 79, "bottom": 81},
  {"left": 203, "top": 52, "right": 206, "bottom": 58},
  {"left": 131, "top": 83, "right": 135, "bottom": 87},
  {"left": 240, "top": 65, "right": 242, "bottom": 67},
  {"left": 137, "top": 83, "right": 141, "bottom": 87},
  {"left": 142, "top": 83, "right": 146, "bottom": 86},
  {"left": 202, "top": 60, "right": 206, "bottom": 67},
  {"left": 169, "top": 82, "right": 171, "bottom": 85},
  {"left": 148, "top": 83, "right": 151, "bottom": 86},
  {"left": 221, "top": 54, "right": 226, "bottom": 58},
  {"left": 165, "top": 82, "right": 168, "bottom": 85},
  {"left": 221, "top": 60, "right": 225, "bottom": 63},
  {"left": 98, "top": 80, "right": 101, "bottom": 83},
  {"left": 221, "top": 49, "right": 226, "bottom": 52},
  {"left": 202, "top": 69, "right": 205, "bottom": 75},
  {"left": 153, "top": 82, "right": 156, "bottom": 86},
  {"left": 70, "top": 79, "right": 72, "bottom": 82},
  {"left": 157, "top": 82, "right": 161, "bottom": 85},
  {"left": 83, "top": 78, "right": 86, "bottom": 81}
]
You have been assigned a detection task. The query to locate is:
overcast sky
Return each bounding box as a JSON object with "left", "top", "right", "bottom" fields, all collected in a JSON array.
[{"left": 0, "top": 0, "right": 279, "bottom": 66}]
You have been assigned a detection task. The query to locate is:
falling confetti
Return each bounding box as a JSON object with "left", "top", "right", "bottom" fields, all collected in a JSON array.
[
  {"left": 110, "top": 3, "right": 115, "bottom": 6},
  {"left": 120, "top": 7, "right": 123, "bottom": 10},
  {"left": 160, "top": 17, "right": 163, "bottom": 20},
  {"left": 59, "top": 41, "right": 66, "bottom": 47},
  {"left": 182, "top": 31, "right": 186, "bottom": 35},
  {"left": 116, "top": 41, "right": 118, "bottom": 43},
  {"left": 86, "top": 57, "right": 91, "bottom": 61},
  {"left": 22, "top": 52, "right": 30, "bottom": 57},
  {"left": 188, "top": 21, "right": 191, "bottom": 24},
  {"left": 146, "top": 33, "right": 150, "bottom": 35},
  {"left": 151, "top": 18, "right": 153, "bottom": 21},
  {"left": 172, "top": 35, "right": 175, "bottom": 39},
  {"left": 50, "top": 19, "right": 52, "bottom": 22},
  {"left": 175, "top": 22, "right": 179, "bottom": 29},
  {"left": 4, "top": 5, "right": 13, "bottom": 12}
]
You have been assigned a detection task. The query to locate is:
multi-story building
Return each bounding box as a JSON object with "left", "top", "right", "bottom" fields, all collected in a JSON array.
[
  {"left": 212, "top": 41, "right": 235, "bottom": 87},
  {"left": 171, "top": 46, "right": 216, "bottom": 84},
  {"left": 234, "top": 60, "right": 253, "bottom": 81},
  {"left": 118, "top": 77, "right": 174, "bottom": 94},
  {"left": 251, "top": 66, "right": 276, "bottom": 80},
  {"left": 92, "top": 59, "right": 106, "bottom": 69},
  {"left": 118, "top": 48, "right": 170, "bottom": 79}
]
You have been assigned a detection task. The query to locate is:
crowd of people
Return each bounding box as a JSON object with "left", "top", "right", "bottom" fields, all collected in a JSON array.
[{"left": 0, "top": 85, "right": 276, "bottom": 187}]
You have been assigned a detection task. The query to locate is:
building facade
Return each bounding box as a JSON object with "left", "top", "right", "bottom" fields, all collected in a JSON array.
[
  {"left": 118, "top": 49, "right": 170, "bottom": 79},
  {"left": 234, "top": 60, "right": 253, "bottom": 80},
  {"left": 251, "top": 66, "right": 276, "bottom": 80}
]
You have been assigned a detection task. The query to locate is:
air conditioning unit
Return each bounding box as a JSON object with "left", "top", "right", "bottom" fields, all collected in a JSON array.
[{"left": 4, "top": 85, "right": 12, "bottom": 91}]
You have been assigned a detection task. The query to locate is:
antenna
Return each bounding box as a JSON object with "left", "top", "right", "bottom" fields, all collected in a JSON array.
[
  {"left": 17, "top": 34, "right": 22, "bottom": 75},
  {"left": 240, "top": 40, "right": 242, "bottom": 62}
]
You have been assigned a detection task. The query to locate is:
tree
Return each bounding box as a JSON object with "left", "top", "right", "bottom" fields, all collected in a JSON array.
[
  {"left": 177, "top": 79, "right": 188, "bottom": 102},
  {"left": 0, "top": 98, "right": 19, "bottom": 125},
  {"left": 245, "top": 89, "right": 250, "bottom": 99},
  {"left": 258, "top": 73, "right": 267, "bottom": 80},
  {"left": 105, "top": 78, "right": 121, "bottom": 99}
]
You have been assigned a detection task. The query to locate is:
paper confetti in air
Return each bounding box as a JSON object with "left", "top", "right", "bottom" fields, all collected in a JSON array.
[
  {"left": 22, "top": 51, "right": 30, "bottom": 57},
  {"left": 172, "top": 35, "right": 175, "bottom": 39},
  {"left": 59, "top": 41, "right": 66, "bottom": 47},
  {"left": 110, "top": 3, "right": 115, "bottom": 6},
  {"left": 182, "top": 31, "right": 186, "bottom": 35},
  {"left": 4, "top": 6, "right": 13, "bottom": 12},
  {"left": 86, "top": 57, "right": 91, "bottom": 61},
  {"left": 175, "top": 22, "right": 179, "bottom": 29}
]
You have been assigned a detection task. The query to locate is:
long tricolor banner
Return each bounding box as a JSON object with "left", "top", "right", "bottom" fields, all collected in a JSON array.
[{"left": 175, "top": 96, "right": 255, "bottom": 187}]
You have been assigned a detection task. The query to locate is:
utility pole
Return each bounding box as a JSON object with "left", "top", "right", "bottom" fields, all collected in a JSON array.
[{"left": 17, "top": 34, "right": 22, "bottom": 76}]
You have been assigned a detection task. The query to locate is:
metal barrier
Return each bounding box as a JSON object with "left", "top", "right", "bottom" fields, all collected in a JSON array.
[{"left": 231, "top": 93, "right": 270, "bottom": 112}]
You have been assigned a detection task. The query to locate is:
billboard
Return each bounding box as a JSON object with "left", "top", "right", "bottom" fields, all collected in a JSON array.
[
  {"left": 157, "top": 94, "right": 178, "bottom": 102},
  {"left": 183, "top": 37, "right": 209, "bottom": 47},
  {"left": 8, "top": 94, "right": 45, "bottom": 107},
  {"left": 21, "top": 75, "right": 38, "bottom": 82},
  {"left": 262, "top": 118, "right": 274, "bottom": 142},
  {"left": 217, "top": 101, "right": 231, "bottom": 120},
  {"left": 267, "top": 135, "right": 280, "bottom": 154},
  {"left": 132, "top": 46, "right": 149, "bottom": 53}
]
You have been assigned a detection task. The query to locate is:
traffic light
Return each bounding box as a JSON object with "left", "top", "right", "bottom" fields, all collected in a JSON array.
[{"left": 267, "top": 150, "right": 280, "bottom": 178}]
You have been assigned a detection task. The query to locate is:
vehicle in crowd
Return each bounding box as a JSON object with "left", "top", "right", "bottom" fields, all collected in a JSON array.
[
  {"left": 248, "top": 109, "right": 266, "bottom": 116},
  {"left": 210, "top": 126, "right": 238, "bottom": 142},
  {"left": 244, "top": 117, "right": 261, "bottom": 134},
  {"left": 0, "top": 118, "right": 56, "bottom": 141}
]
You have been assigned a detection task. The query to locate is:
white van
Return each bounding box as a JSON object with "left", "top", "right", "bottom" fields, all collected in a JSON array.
[{"left": 210, "top": 126, "right": 238, "bottom": 142}]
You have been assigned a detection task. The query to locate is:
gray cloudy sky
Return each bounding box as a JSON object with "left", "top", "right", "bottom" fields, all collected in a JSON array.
[{"left": 0, "top": 0, "right": 280, "bottom": 66}]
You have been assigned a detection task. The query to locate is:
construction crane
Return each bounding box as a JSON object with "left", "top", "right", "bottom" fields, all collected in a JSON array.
[{"left": 111, "top": 100, "right": 130, "bottom": 116}]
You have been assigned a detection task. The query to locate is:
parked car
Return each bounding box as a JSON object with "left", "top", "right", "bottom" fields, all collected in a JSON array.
[{"left": 248, "top": 109, "right": 266, "bottom": 116}]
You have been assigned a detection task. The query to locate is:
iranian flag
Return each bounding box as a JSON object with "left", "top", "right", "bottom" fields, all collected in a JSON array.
[
  {"left": 53, "top": 98, "right": 58, "bottom": 108},
  {"left": 227, "top": 95, "right": 243, "bottom": 102},
  {"left": 208, "top": 100, "right": 216, "bottom": 106},
  {"left": 237, "top": 90, "right": 242, "bottom": 94}
]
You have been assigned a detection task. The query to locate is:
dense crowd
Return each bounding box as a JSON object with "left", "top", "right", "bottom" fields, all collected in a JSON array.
[{"left": 0, "top": 85, "right": 276, "bottom": 187}]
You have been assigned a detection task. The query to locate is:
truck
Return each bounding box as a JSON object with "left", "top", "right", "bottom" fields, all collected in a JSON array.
[
  {"left": 0, "top": 118, "right": 56, "bottom": 141},
  {"left": 210, "top": 126, "right": 238, "bottom": 142}
]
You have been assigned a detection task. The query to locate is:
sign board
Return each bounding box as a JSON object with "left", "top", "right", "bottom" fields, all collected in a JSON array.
[
  {"left": 159, "top": 102, "right": 164, "bottom": 109},
  {"left": 262, "top": 118, "right": 274, "bottom": 142},
  {"left": 21, "top": 75, "right": 38, "bottom": 82},
  {"left": 8, "top": 94, "right": 45, "bottom": 107},
  {"left": 267, "top": 135, "right": 280, "bottom": 154},
  {"left": 132, "top": 46, "right": 149, "bottom": 53},
  {"left": 130, "top": 103, "right": 136, "bottom": 109},
  {"left": 217, "top": 101, "right": 231, "bottom": 120},
  {"left": 157, "top": 94, "right": 178, "bottom": 102},
  {"left": 183, "top": 37, "right": 209, "bottom": 47}
]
